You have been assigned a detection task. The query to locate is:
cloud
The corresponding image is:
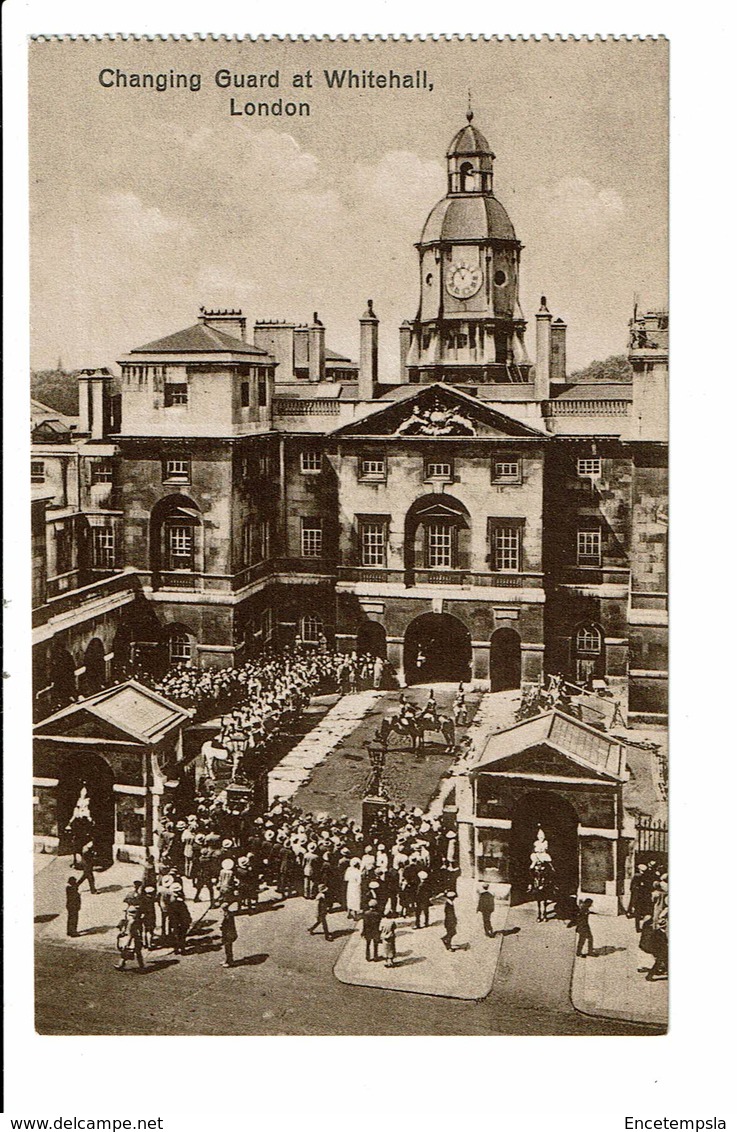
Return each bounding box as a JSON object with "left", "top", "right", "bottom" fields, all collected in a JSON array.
[
  {"left": 541, "top": 177, "right": 624, "bottom": 229},
  {"left": 100, "top": 192, "right": 188, "bottom": 243},
  {"left": 352, "top": 150, "right": 444, "bottom": 216}
]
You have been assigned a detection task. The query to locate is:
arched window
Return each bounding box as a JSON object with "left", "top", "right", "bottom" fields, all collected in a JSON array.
[
  {"left": 574, "top": 624, "right": 604, "bottom": 684},
  {"left": 149, "top": 495, "right": 202, "bottom": 584},
  {"left": 576, "top": 625, "right": 602, "bottom": 655},
  {"left": 301, "top": 614, "right": 324, "bottom": 645},
  {"left": 460, "top": 161, "right": 475, "bottom": 192},
  {"left": 169, "top": 632, "right": 194, "bottom": 666}
]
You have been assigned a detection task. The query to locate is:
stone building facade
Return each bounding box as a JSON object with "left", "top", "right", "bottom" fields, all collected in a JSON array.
[{"left": 31, "top": 112, "right": 668, "bottom": 735}]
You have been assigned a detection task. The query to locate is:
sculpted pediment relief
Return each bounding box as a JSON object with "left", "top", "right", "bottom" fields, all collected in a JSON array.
[{"left": 394, "top": 398, "right": 476, "bottom": 436}]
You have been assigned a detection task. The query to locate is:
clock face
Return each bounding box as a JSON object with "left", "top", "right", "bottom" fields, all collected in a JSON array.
[{"left": 446, "top": 261, "right": 483, "bottom": 299}]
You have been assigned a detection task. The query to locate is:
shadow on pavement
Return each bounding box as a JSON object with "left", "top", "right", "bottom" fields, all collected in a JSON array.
[
  {"left": 35, "top": 913, "right": 58, "bottom": 924},
  {"left": 95, "top": 884, "right": 125, "bottom": 895},
  {"left": 393, "top": 956, "right": 425, "bottom": 968},
  {"left": 129, "top": 959, "right": 180, "bottom": 975},
  {"left": 594, "top": 945, "right": 628, "bottom": 957},
  {"left": 233, "top": 952, "right": 269, "bottom": 966},
  {"left": 79, "top": 924, "right": 116, "bottom": 935}
]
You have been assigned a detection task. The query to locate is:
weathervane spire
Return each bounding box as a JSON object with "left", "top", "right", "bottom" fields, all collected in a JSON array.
[{"left": 466, "top": 89, "right": 474, "bottom": 123}]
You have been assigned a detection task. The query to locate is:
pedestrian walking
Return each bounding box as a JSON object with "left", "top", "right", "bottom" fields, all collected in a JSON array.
[
  {"left": 345, "top": 857, "right": 362, "bottom": 920},
  {"left": 575, "top": 898, "right": 595, "bottom": 957},
  {"left": 78, "top": 840, "right": 97, "bottom": 894},
  {"left": 628, "top": 864, "right": 653, "bottom": 931},
  {"left": 168, "top": 891, "right": 192, "bottom": 955},
  {"left": 441, "top": 892, "right": 458, "bottom": 950},
  {"left": 220, "top": 901, "right": 239, "bottom": 968},
  {"left": 140, "top": 885, "right": 157, "bottom": 948},
  {"left": 414, "top": 870, "right": 431, "bottom": 929},
  {"left": 644, "top": 876, "right": 668, "bottom": 981},
  {"left": 66, "top": 875, "right": 81, "bottom": 937},
  {"left": 477, "top": 883, "right": 495, "bottom": 937},
  {"left": 308, "top": 885, "right": 333, "bottom": 940},
  {"left": 380, "top": 912, "right": 397, "bottom": 968},
  {"left": 115, "top": 907, "right": 145, "bottom": 971},
  {"left": 362, "top": 900, "right": 382, "bottom": 962}
]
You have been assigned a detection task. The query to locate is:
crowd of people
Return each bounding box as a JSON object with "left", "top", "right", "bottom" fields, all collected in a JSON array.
[
  {"left": 107, "top": 792, "right": 467, "bottom": 970},
  {"left": 150, "top": 645, "right": 348, "bottom": 716},
  {"left": 628, "top": 860, "right": 669, "bottom": 981}
]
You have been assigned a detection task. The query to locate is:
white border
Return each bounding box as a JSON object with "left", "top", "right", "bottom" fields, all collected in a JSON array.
[{"left": 3, "top": 2, "right": 735, "bottom": 1129}]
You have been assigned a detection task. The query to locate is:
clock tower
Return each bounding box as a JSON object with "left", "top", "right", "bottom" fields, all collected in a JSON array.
[{"left": 403, "top": 111, "right": 531, "bottom": 386}]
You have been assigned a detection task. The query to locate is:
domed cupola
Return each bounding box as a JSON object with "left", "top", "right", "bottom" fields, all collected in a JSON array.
[
  {"left": 401, "top": 110, "right": 532, "bottom": 389},
  {"left": 446, "top": 109, "right": 496, "bottom": 195}
]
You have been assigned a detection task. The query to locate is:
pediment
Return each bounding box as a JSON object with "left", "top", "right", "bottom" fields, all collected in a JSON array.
[
  {"left": 476, "top": 742, "right": 616, "bottom": 782},
  {"left": 332, "top": 383, "right": 546, "bottom": 439},
  {"left": 35, "top": 708, "right": 141, "bottom": 745}
]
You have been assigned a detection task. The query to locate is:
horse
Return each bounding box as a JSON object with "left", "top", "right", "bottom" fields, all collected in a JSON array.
[
  {"left": 379, "top": 709, "right": 455, "bottom": 752},
  {"left": 528, "top": 860, "right": 556, "bottom": 922}
]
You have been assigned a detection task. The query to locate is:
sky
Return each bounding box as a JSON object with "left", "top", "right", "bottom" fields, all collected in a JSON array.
[{"left": 29, "top": 37, "right": 668, "bottom": 376}]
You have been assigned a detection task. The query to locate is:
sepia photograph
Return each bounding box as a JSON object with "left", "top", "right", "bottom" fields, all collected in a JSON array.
[{"left": 27, "top": 33, "right": 669, "bottom": 1038}]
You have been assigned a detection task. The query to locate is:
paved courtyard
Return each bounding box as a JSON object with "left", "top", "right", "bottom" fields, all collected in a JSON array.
[{"left": 34, "top": 684, "right": 667, "bottom": 1034}]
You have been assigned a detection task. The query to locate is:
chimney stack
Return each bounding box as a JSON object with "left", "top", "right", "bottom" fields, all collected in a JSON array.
[
  {"left": 308, "top": 312, "right": 325, "bottom": 382},
  {"left": 399, "top": 321, "right": 412, "bottom": 383},
  {"left": 535, "top": 296, "right": 552, "bottom": 402},
  {"left": 78, "top": 368, "right": 113, "bottom": 440},
  {"left": 550, "top": 318, "right": 567, "bottom": 383},
  {"left": 199, "top": 306, "right": 248, "bottom": 342},
  {"left": 359, "top": 300, "right": 379, "bottom": 400}
]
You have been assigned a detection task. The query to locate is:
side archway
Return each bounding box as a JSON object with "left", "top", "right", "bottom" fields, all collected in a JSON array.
[
  {"left": 50, "top": 644, "right": 77, "bottom": 709},
  {"left": 356, "top": 620, "right": 387, "bottom": 659},
  {"left": 489, "top": 627, "right": 522, "bottom": 692},
  {"left": 80, "top": 637, "right": 107, "bottom": 695}
]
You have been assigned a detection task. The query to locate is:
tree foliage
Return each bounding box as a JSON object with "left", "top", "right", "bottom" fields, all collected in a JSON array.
[
  {"left": 31, "top": 370, "right": 80, "bottom": 416},
  {"left": 568, "top": 355, "right": 633, "bottom": 383}
]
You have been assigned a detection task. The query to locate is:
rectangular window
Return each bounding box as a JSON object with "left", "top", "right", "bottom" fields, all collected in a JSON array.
[
  {"left": 241, "top": 381, "right": 251, "bottom": 408},
  {"left": 243, "top": 521, "right": 252, "bottom": 567},
  {"left": 92, "top": 526, "right": 116, "bottom": 570},
  {"left": 360, "top": 521, "right": 386, "bottom": 567},
  {"left": 301, "top": 518, "right": 323, "bottom": 558},
  {"left": 359, "top": 456, "right": 386, "bottom": 480},
  {"left": 91, "top": 461, "right": 113, "bottom": 485},
  {"left": 164, "top": 383, "right": 189, "bottom": 407},
  {"left": 260, "top": 453, "right": 270, "bottom": 476},
  {"left": 427, "top": 523, "right": 453, "bottom": 569},
  {"left": 169, "top": 635, "right": 192, "bottom": 664},
  {"left": 168, "top": 524, "right": 194, "bottom": 569},
  {"left": 164, "top": 458, "right": 191, "bottom": 484},
  {"left": 493, "top": 459, "right": 521, "bottom": 483},
  {"left": 261, "top": 518, "right": 271, "bottom": 561},
  {"left": 577, "top": 458, "right": 602, "bottom": 477},
  {"left": 261, "top": 607, "right": 273, "bottom": 643},
  {"left": 493, "top": 526, "right": 520, "bottom": 572},
  {"left": 31, "top": 460, "right": 45, "bottom": 483},
  {"left": 54, "top": 525, "right": 72, "bottom": 574},
  {"left": 300, "top": 450, "right": 322, "bottom": 473},
  {"left": 577, "top": 528, "right": 602, "bottom": 567},
  {"left": 426, "top": 460, "right": 453, "bottom": 480},
  {"left": 257, "top": 373, "right": 268, "bottom": 407}
]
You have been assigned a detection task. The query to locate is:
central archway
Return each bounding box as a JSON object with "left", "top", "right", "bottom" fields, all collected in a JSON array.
[
  {"left": 404, "top": 612, "right": 471, "bottom": 685},
  {"left": 510, "top": 789, "right": 579, "bottom": 906},
  {"left": 57, "top": 751, "right": 115, "bottom": 865},
  {"left": 490, "top": 627, "right": 522, "bottom": 691}
]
